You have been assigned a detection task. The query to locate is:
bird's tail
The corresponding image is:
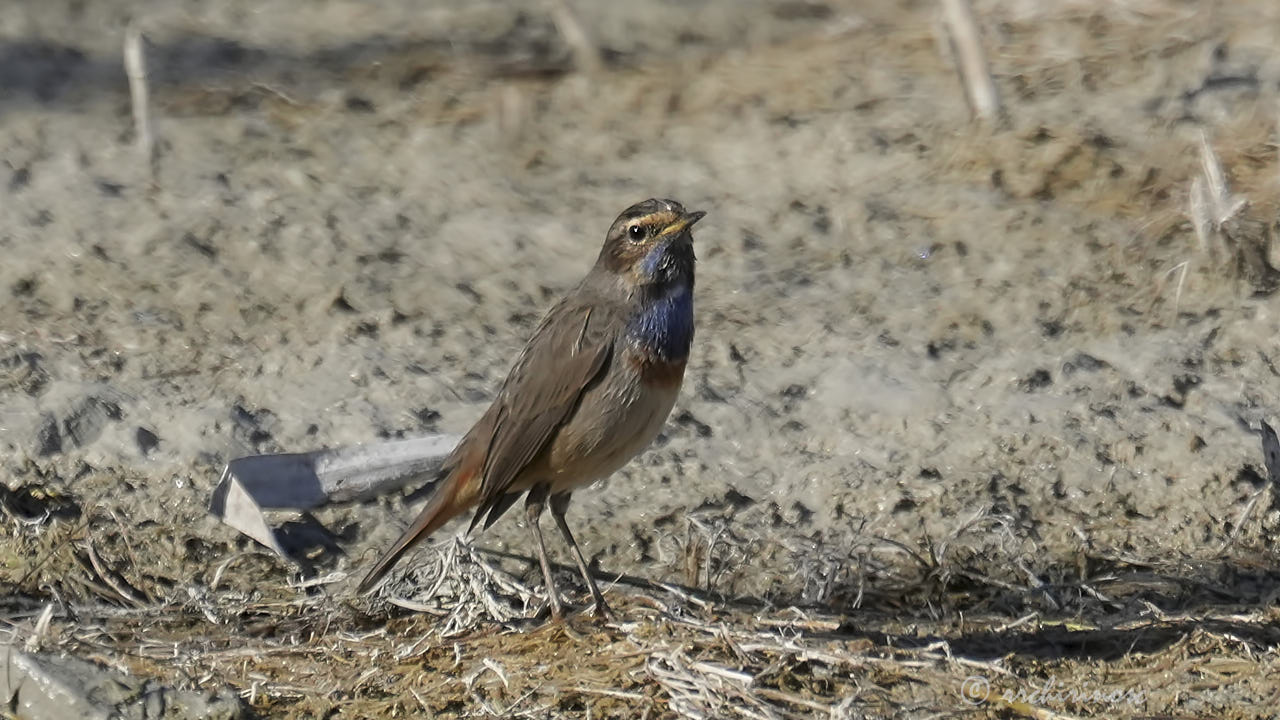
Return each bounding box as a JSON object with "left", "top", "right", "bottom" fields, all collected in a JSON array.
[{"left": 356, "top": 466, "right": 480, "bottom": 594}]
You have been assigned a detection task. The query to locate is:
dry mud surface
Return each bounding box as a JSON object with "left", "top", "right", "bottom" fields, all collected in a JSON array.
[{"left": 4, "top": 1, "right": 1280, "bottom": 717}]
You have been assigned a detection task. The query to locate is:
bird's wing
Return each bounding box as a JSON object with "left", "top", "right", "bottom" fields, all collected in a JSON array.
[
  {"left": 357, "top": 295, "right": 615, "bottom": 593},
  {"left": 474, "top": 295, "right": 616, "bottom": 509}
]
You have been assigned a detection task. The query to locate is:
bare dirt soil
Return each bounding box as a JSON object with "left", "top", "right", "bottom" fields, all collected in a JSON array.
[{"left": 4, "top": 1, "right": 1280, "bottom": 717}]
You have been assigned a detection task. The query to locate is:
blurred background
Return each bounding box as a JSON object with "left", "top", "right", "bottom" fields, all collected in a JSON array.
[{"left": 3, "top": 0, "right": 1280, "bottom": 716}]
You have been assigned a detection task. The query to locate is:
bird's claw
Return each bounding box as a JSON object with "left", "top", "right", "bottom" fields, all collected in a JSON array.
[{"left": 589, "top": 597, "right": 613, "bottom": 621}]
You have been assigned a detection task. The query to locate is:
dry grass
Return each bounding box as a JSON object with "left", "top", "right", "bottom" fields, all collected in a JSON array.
[{"left": 6, "top": 492, "right": 1280, "bottom": 718}]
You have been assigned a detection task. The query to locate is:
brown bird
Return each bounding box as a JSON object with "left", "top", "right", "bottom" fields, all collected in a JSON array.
[{"left": 358, "top": 198, "right": 706, "bottom": 618}]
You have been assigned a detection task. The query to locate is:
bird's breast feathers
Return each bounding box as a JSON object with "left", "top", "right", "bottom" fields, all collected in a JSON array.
[
  {"left": 625, "top": 344, "right": 688, "bottom": 389},
  {"left": 545, "top": 342, "right": 683, "bottom": 489},
  {"left": 626, "top": 283, "right": 694, "bottom": 366}
]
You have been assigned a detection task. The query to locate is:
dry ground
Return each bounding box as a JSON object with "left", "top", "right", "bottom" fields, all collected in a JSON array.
[{"left": 4, "top": 0, "right": 1280, "bottom": 717}]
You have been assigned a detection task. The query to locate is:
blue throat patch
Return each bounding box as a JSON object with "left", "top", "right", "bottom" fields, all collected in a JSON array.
[{"left": 629, "top": 283, "right": 694, "bottom": 362}]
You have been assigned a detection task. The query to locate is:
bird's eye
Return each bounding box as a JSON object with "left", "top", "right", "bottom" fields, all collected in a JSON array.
[{"left": 627, "top": 224, "right": 646, "bottom": 241}]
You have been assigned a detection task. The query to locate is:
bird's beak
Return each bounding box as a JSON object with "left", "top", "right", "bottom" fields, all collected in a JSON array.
[{"left": 660, "top": 210, "right": 707, "bottom": 237}]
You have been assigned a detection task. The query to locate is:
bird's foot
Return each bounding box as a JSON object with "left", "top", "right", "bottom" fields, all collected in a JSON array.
[
  {"left": 587, "top": 593, "right": 613, "bottom": 622},
  {"left": 546, "top": 595, "right": 566, "bottom": 623}
]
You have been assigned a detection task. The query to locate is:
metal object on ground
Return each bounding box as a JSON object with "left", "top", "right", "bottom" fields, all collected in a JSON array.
[{"left": 210, "top": 435, "right": 458, "bottom": 558}]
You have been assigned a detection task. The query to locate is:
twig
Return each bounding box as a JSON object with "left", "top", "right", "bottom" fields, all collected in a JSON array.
[
  {"left": 385, "top": 596, "right": 446, "bottom": 615},
  {"left": 571, "top": 686, "right": 645, "bottom": 700},
  {"left": 990, "top": 694, "right": 1088, "bottom": 720},
  {"left": 22, "top": 603, "right": 55, "bottom": 652},
  {"left": 1170, "top": 260, "right": 1189, "bottom": 320},
  {"left": 1189, "top": 131, "right": 1247, "bottom": 263},
  {"left": 1221, "top": 484, "right": 1268, "bottom": 550},
  {"left": 939, "top": 0, "right": 1000, "bottom": 120},
  {"left": 993, "top": 613, "right": 1039, "bottom": 633},
  {"left": 548, "top": 0, "right": 603, "bottom": 75},
  {"left": 754, "top": 688, "right": 841, "bottom": 715},
  {"left": 1189, "top": 176, "right": 1213, "bottom": 256},
  {"left": 123, "top": 23, "right": 154, "bottom": 169},
  {"left": 82, "top": 537, "right": 146, "bottom": 607}
]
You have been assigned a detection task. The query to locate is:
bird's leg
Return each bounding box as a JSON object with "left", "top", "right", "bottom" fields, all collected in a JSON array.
[
  {"left": 549, "top": 492, "right": 611, "bottom": 618},
  {"left": 525, "top": 484, "right": 563, "bottom": 621}
]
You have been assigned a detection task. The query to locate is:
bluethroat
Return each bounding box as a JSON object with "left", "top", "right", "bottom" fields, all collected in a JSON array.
[{"left": 358, "top": 198, "right": 706, "bottom": 619}]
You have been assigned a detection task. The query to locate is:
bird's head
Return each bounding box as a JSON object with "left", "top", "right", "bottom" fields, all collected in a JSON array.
[{"left": 596, "top": 198, "right": 706, "bottom": 290}]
